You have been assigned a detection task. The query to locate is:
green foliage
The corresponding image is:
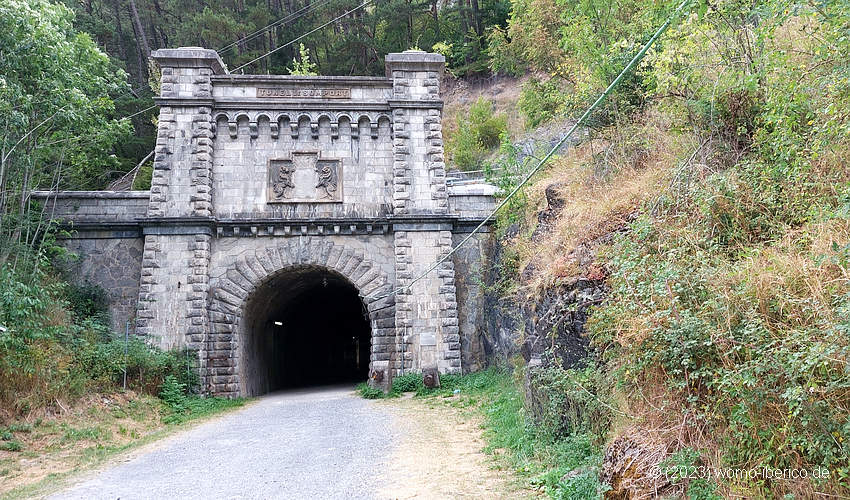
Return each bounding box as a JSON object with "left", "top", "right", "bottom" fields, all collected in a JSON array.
[
  {"left": 0, "top": 262, "right": 203, "bottom": 415},
  {"left": 446, "top": 97, "right": 508, "bottom": 170},
  {"left": 391, "top": 373, "right": 423, "bottom": 393},
  {"left": 0, "top": 0, "right": 132, "bottom": 189},
  {"left": 356, "top": 382, "right": 386, "bottom": 399},
  {"left": 518, "top": 78, "right": 570, "bottom": 128},
  {"left": 526, "top": 362, "right": 612, "bottom": 441},
  {"left": 132, "top": 162, "right": 154, "bottom": 190},
  {"left": 288, "top": 43, "right": 319, "bottom": 76},
  {"left": 490, "top": 0, "right": 671, "bottom": 126},
  {"left": 158, "top": 375, "right": 245, "bottom": 425},
  {"left": 0, "top": 440, "right": 23, "bottom": 452},
  {"left": 487, "top": 132, "right": 531, "bottom": 231},
  {"left": 65, "top": 281, "right": 110, "bottom": 324},
  {"left": 0, "top": 0, "right": 134, "bottom": 277},
  {"left": 61, "top": 425, "right": 109, "bottom": 443}
]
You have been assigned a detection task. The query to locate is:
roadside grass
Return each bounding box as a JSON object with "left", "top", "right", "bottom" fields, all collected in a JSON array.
[
  {"left": 360, "top": 367, "right": 605, "bottom": 498},
  {"left": 0, "top": 391, "right": 247, "bottom": 499}
]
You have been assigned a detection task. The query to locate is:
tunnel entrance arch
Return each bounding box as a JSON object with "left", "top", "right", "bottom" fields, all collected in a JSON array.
[
  {"left": 208, "top": 239, "right": 397, "bottom": 397},
  {"left": 240, "top": 265, "right": 371, "bottom": 395}
]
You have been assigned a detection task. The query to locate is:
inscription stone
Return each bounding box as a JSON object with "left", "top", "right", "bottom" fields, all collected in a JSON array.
[{"left": 256, "top": 88, "right": 351, "bottom": 98}]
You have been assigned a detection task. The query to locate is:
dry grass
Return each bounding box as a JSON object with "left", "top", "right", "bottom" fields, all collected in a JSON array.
[
  {"left": 513, "top": 110, "right": 683, "bottom": 294},
  {"left": 0, "top": 391, "right": 165, "bottom": 498}
]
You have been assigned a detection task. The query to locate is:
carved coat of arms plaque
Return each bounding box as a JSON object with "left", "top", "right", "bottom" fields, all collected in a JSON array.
[{"left": 267, "top": 151, "right": 343, "bottom": 203}]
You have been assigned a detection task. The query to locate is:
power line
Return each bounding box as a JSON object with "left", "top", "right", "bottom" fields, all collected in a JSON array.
[
  {"left": 363, "top": 0, "right": 694, "bottom": 302},
  {"left": 231, "top": 0, "right": 374, "bottom": 73},
  {"left": 218, "top": 0, "right": 334, "bottom": 54},
  {"left": 7, "top": 1, "right": 365, "bottom": 167}
]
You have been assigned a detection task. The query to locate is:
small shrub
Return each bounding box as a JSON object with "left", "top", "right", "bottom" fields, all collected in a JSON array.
[
  {"left": 518, "top": 78, "right": 569, "bottom": 128},
  {"left": 0, "top": 440, "right": 23, "bottom": 452},
  {"left": 159, "top": 375, "right": 188, "bottom": 411},
  {"left": 65, "top": 281, "right": 109, "bottom": 323},
  {"left": 391, "top": 373, "right": 422, "bottom": 393},
  {"left": 158, "top": 374, "right": 244, "bottom": 424},
  {"left": 526, "top": 362, "right": 613, "bottom": 441},
  {"left": 356, "top": 382, "right": 385, "bottom": 399},
  {"left": 445, "top": 97, "right": 508, "bottom": 170}
]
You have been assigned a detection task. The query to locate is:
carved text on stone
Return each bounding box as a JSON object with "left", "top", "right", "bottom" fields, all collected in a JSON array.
[{"left": 257, "top": 88, "right": 351, "bottom": 99}]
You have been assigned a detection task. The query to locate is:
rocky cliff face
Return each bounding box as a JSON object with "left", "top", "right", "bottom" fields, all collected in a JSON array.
[{"left": 481, "top": 182, "right": 607, "bottom": 372}]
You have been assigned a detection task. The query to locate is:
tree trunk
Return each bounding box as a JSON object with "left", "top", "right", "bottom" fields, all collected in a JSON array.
[
  {"left": 112, "top": 0, "right": 127, "bottom": 63},
  {"left": 128, "top": 0, "right": 151, "bottom": 57},
  {"left": 431, "top": 0, "right": 440, "bottom": 39},
  {"left": 128, "top": 0, "right": 151, "bottom": 84},
  {"left": 470, "top": 0, "right": 482, "bottom": 36}
]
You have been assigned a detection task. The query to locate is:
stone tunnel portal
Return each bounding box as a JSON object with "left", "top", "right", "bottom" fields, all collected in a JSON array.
[{"left": 240, "top": 265, "right": 371, "bottom": 396}]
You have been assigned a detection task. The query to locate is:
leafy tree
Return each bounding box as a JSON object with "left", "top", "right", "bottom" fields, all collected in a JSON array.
[{"left": 0, "top": 0, "right": 131, "bottom": 270}]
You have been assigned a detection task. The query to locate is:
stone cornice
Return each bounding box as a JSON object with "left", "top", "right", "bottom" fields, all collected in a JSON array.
[
  {"left": 151, "top": 47, "right": 227, "bottom": 74},
  {"left": 387, "top": 99, "right": 443, "bottom": 109},
  {"left": 154, "top": 97, "right": 216, "bottom": 107},
  {"left": 50, "top": 214, "right": 494, "bottom": 238},
  {"left": 211, "top": 99, "right": 391, "bottom": 112}
]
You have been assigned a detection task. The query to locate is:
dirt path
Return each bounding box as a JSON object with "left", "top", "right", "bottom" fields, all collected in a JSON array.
[{"left": 376, "top": 395, "right": 531, "bottom": 499}]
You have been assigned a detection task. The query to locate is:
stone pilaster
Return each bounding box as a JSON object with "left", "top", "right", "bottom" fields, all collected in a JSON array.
[
  {"left": 387, "top": 51, "right": 461, "bottom": 375},
  {"left": 135, "top": 48, "right": 225, "bottom": 385}
]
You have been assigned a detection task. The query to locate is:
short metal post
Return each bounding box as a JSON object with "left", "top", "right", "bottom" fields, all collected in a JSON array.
[{"left": 123, "top": 321, "right": 129, "bottom": 391}]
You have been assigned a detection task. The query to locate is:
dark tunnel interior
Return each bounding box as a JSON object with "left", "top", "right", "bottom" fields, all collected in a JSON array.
[{"left": 240, "top": 265, "right": 371, "bottom": 396}]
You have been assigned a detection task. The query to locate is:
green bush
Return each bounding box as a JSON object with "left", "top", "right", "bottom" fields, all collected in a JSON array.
[
  {"left": 526, "top": 363, "right": 612, "bottom": 441},
  {"left": 356, "top": 382, "right": 385, "bottom": 399},
  {"left": 0, "top": 263, "right": 204, "bottom": 416},
  {"left": 158, "top": 375, "right": 244, "bottom": 424},
  {"left": 391, "top": 373, "right": 423, "bottom": 393},
  {"left": 446, "top": 97, "right": 508, "bottom": 170},
  {"left": 518, "top": 78, "right": 570, "bottom": 128}
]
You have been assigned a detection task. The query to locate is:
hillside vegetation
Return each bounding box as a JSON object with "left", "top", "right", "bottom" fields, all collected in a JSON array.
[
  {"left": 459, "top": 0, "right": 850, "bottom": 497},
  {"left": 2, "top": 0, "right": 849, "bottom": 496},
  {"left": 0, "top": 6, "right": 245, "bottom": 491}
]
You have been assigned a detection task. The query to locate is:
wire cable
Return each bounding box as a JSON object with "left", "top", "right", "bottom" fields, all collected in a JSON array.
[
  {"left": 218, "top": 0, "right": 334, "bottom": 54},
  {"left": 230, "top": 0, "right": 373, "bottom": 73},
  {"left": 363, "top": 0, "right": 694, "bottom": 302}
]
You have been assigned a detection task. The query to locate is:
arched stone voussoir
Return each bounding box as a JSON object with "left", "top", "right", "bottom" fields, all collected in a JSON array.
[
  {"left": 254, "top": 249, "right": 279, "bottom": 276},
  {"left": 235, "top": 256, "right": 262, "bottom": 287},
  {"left": 225, "top": 268, "right": 253, "bottom": 295},
  {"left": 218, "top": 278, "right": 248, "bottom": 301},
  {"left": 244, "top": 253, "right": 267, "bottom": 282}
]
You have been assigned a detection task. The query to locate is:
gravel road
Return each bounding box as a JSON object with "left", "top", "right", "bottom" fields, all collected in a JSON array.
[{"left": 50, "top": 386, "right": 396, "bottom": 500}]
